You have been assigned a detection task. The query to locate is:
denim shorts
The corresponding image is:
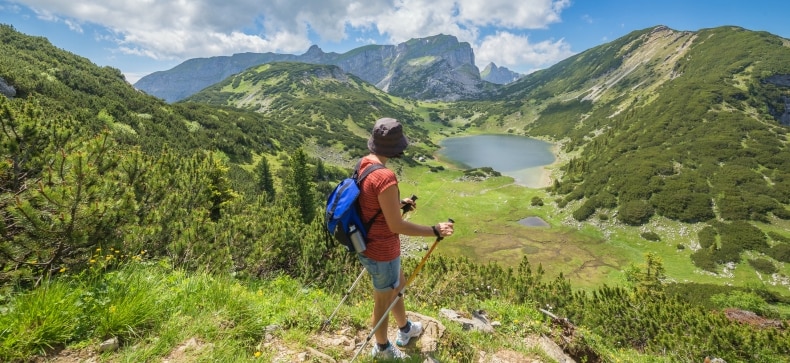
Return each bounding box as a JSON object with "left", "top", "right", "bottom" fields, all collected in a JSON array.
[{"left": 357, "top": 254, "right": 401, "bottom": 292}]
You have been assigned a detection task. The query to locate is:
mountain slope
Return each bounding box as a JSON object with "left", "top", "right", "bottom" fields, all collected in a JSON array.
[
  {"left": 135, "top": 34, "right": 495, "bottom": 102},
  {"left": 479, "top": 25, "right": 790, "bottom": 271},
  {"left": 182, "top": 61, "right": 432, "bottom": 160},
  {"left": 134, "top": 52, "right": 299, "bottom": 103}
]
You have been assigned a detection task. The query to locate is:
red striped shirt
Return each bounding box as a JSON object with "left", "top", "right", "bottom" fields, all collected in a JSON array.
[{"left": 357, "top": 157, "right": 400, "bottom": 261}]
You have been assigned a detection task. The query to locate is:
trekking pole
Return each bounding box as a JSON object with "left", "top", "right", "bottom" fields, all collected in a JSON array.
[
  {"left": 350, "top": 218, "right": 454, "bottom": 362},
  {"left": 320, "top": 267, "right": 366, "bottom": 332},
  {"left": 321, "top": 195, "right": 419, "bottom": 333}
]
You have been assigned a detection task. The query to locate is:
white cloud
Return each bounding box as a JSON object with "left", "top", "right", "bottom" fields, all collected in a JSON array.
[
  {"left": 13, "top": 0, "right": 574, "bottom": 70},
  {"left": 475, "top": 31, "right": 574, "bottom": 73},
  {"left": 63, "top": 19, "right": 82, "bottom": 33},
  {"left": 456, "top": 0, "right": 569, "bottom": 28}
]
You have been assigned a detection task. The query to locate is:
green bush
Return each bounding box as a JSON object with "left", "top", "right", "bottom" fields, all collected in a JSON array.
[
  {"left": 698, "top": 226, "right": 718, "bottom": 249},
  {"left": 691, "top": 249, "right": 717, "bottom": 272},
  {"left": 617, "top": 200, "right": 654, "bottom": 226},
  {"left": 641, "top": 231, "right": 661, "bottom": 241},
  {"left": 768, "top": 231, "right": 790, "bottom": 243},
  {"left": 773, "top": 207, "right": 790, "bottom": 220},
  {"left": 719, "top": 221, "right": 768, "bottom": 252},
  {"left": 710, "top": 290, "right": 774, "bottom": 318},
  {"left": 530, "top": 196, "right": 544, "bottom": 206},
  {"left": 767, "top": 243, "right": 790, "bottom": 263},
  {"left": 748, "top": 258, "right": 778, "bottom": 274},
  {"left": 572, "top": 199, "right": 597, "bottom": 221}
]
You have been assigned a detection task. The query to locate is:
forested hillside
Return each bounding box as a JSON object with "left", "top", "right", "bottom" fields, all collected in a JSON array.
[
  {"left": 1, "top": 23, "right": 790, "bottom": 363},
  {"left": 0, "top": 23, "right": 364, "bottom": 286},
  {"left": 439, "top": 26, "right": 790, "bottom": 273},
  {"left": 183, "top": 61, "right": 434, "bottom": 161}
]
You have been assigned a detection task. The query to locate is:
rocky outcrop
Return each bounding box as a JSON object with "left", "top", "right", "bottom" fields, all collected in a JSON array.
[
  {"left": 0, "top": 77, "right": 16, "bottom": 98},
  {"left": 763, "top": 74, "right": 790, "bottom": 125},
  {"left": 481, "top": 62, "right": 523, "bottom": 84},
  {"left": 135, "top": 34, "right": 492, "bottom": 102}
]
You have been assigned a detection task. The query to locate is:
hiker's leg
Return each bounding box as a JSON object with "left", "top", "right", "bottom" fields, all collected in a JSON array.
[
  {"left": 390, "top": 268, "right": 408, "bottom": 328},
  {"left": 359, "top": 255, "right": 402, "bottom": 345},
  {"left": 372, "top": 289, "right": 397, "bottom": 344}
]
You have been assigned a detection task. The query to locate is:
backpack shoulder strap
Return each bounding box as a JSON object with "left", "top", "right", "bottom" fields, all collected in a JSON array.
[
  {"left": 353, "top": 159, "right": 386, "bottom": 230},
  {"left": 356, "top": 163, "right": 385, "bottom": 184}
]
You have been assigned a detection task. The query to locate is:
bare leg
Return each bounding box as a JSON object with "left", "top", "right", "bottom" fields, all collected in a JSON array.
[
  {"left": 372, "top": 268, "right": 408, "bottom": 344},
  {"left": 390, "top": 268, "right": 408, "bottom": 328}
]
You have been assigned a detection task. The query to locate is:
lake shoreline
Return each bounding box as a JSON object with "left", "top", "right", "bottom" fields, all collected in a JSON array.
[
  {"left": 437, "top": 134, "right": 558, "bottom": 189},
  {"left": 535, "top": 140, "right": 566, "bottom": 189}
]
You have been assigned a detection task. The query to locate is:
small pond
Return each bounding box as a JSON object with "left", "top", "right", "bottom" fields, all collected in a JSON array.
[{"left": 518, "top": 216, "right": 550, "bottom": 227}]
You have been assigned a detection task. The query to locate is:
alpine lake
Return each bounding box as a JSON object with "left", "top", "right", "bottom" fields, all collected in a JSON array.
[{"left": 412, "top": 134, "right": 641, "bottom": 290}]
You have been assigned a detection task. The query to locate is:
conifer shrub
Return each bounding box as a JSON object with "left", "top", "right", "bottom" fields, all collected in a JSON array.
[
  {"left": 640, "top": 231, "right": 660, "bottom": 241},
  {"left": 768, "top": 231, "right": 790, "bottom": 243},
  {"left": 572, "top": 199, "right": 596, "bottom": 221},
  {"left": 748, "top": 257, "right": 778, "bottom": 274},
  {"left": 617, "top": 200, "right": 654, "bottom": 225},
  {"left": 767, "top": 243, "right": 790, "bottom": 263},
  {"left": 698, "top": 226, "right": 718, "bottom": 249},
  {"left": 530, "top": 196, "right": 544, "bottom": 206},
  {"left": 594, "top": 191, "right": 618, "bottom": 209},
  {"left": 773, "top": 206, "right": 790, "bottom": 220},
  {"left": 719, "top": 220, "right": 768, "bottom": 252},
  {"left": 691, "top": 249, "right": 717, "bottom": 272}
]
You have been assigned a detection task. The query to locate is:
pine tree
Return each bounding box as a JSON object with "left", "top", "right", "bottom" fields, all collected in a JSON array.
[
  {"left": 255, "top": 156, "right": 275, "bottom": 201},
  {"left": 285, "top": 148, "right": 315, "bottom": 224}
]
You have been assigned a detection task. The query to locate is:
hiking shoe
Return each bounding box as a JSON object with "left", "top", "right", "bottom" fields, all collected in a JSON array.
[
  {"left": 396, "top": 321, "right": 423, "bottom": 346},
  {"left": 371, "top": 342, "right": 409, "bottom": 359}
]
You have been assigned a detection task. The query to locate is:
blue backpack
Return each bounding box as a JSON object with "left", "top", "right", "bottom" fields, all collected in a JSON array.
[{"left": 325, "top": 160, "right": 385, "bottom": 252}]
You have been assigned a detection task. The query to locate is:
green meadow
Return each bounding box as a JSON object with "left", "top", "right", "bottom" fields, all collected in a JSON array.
[{"left": 393, "top": 139, "right": 790, "bottom": 297}]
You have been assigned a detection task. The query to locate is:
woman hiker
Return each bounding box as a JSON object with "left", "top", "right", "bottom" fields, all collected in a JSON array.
[{"left": 356, "top": 117, "right": 454, "bottom": 359}]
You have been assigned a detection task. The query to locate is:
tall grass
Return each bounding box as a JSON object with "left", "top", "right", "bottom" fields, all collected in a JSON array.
[
  {"left": 3, "top": 255, "right": 787, "bottom": 362},
  {"left": 0, "top": 281, "right": 79, "bottom": 361},
  {"left": 0, "top": 260, "right": 339, "bottom": 362}
]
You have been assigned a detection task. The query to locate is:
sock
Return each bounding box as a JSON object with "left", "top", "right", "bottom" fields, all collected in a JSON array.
[
  {"left": 399, "top": 321, "right": 411, "bottom": 333},
  {"left": 377, "top": 341, "right": 390, "bottom": 351}
]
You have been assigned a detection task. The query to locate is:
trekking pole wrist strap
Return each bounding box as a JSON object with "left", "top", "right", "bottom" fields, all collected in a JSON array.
[{"left": 431, "top": 225, "right": 441, "bottom": 238}]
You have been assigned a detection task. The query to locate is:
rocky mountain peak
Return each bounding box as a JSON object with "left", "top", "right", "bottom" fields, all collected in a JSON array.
[
  {"left": 481, "top": 62, "right": 523, "bottom": 84},
  {"left": 303, "top": 45, "right": 324, "bottom": 57}
]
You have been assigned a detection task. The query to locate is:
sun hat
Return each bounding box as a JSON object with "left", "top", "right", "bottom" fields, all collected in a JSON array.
[{"left": 368, "top": 117, "right": 409, "bottom": 157}]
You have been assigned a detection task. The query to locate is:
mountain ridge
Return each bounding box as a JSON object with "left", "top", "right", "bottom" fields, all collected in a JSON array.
[{"left": 134, "top": 34, "right": 513, "bottom": 103}]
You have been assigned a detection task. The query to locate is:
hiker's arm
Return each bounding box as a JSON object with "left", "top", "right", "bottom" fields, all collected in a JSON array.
[{"left": 379, "top": 185, "right": 453, "bottom": 237}]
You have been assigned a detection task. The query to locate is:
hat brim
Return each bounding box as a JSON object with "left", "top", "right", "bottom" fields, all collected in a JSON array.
[{"left": 368, "top": 134, "right": 409, "bottom": 157}]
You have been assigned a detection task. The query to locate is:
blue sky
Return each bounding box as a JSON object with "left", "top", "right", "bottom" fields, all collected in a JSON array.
[{"left": 1, "top": 0, "right": 788, "bottom": 84}]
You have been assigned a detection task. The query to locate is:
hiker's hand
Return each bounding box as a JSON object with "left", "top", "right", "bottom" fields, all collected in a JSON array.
[
  {"left": 401, "top": 196, "right": 417, "bottom": 213},
  {"left": 433, "top": 221, "right": 454, "bottom": 238}
]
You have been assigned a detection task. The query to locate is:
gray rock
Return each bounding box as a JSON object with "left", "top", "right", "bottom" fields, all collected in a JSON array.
[
  {"left": 98, "top": 337, "right": 119, "bottom": 353},
  {"left": 0, "top": 77, "right": 16, "bottom": 99}
]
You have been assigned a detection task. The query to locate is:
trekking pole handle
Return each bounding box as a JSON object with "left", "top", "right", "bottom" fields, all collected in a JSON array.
[
  {"left": 435, "top": 218, "right": 454, "bottom": 241},
  {"left": 401, "top": 194, "right": 418, "bottom": 214}
]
